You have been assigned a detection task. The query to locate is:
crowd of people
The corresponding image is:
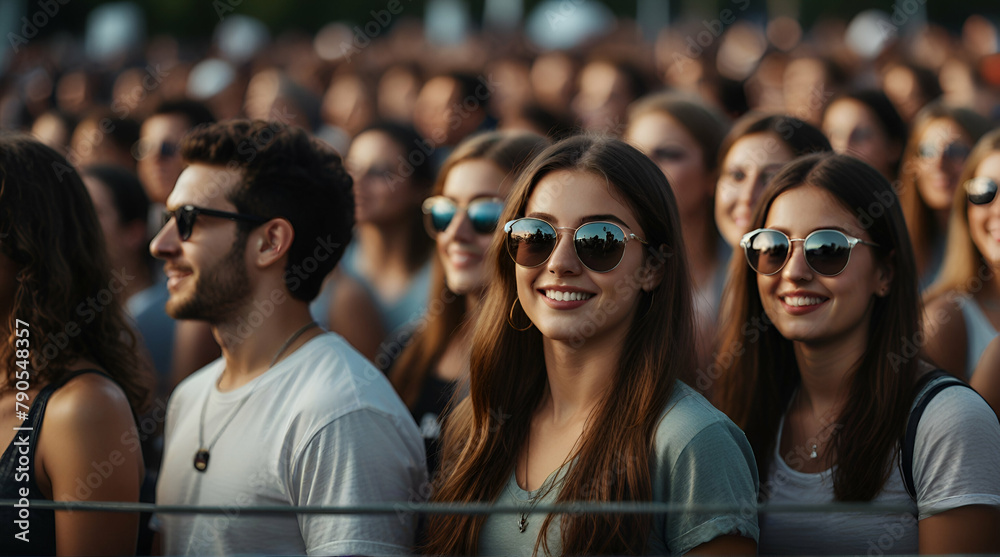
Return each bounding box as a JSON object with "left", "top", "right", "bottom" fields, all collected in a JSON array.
[{"left": 2, "top": 4, "right": 1000, "bottom": 556}]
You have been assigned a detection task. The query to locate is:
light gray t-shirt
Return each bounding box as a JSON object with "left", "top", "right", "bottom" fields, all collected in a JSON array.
[
  {"left": 478, "top": 381, "right": 760, "bottom": 555},
  {"left": 759, "top": 375, "right": 1000, "bottom": 554},
  {"left": 154, "top": 333, "right": 427, "bottom": 556}
]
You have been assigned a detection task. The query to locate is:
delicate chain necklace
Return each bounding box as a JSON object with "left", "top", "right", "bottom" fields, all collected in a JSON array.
[
  {"left": 509, "top": 425, "right": 577, "bottom": 533},
  {"left": 795, "top": 388, "right": 838, "bottom": 460},
  {"left": 193, "top": 321, "right": 317, "bottom": 472}
]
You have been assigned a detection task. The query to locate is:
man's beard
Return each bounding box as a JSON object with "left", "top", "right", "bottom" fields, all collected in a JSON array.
[{"left": 166, "top": 237, "right": 252, "bottom": 324}]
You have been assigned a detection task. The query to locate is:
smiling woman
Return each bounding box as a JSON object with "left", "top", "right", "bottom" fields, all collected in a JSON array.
[
  {"left": 383, "top": 130, "right": 549, "bottom": 475},
  {"left": 714, "top": 152, "right": 1000, "bottom": 554},
  {"left": 425, "top": 136, "right": 759, "bottom": 556}
]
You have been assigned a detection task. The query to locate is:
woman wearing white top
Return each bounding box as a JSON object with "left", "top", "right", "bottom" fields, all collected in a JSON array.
[
  {"left": 714, "top": 152, "right": 1000, "bottom": 554},
  {"left": 924, "top": 129, "right": 1000, "bottom": 380}
]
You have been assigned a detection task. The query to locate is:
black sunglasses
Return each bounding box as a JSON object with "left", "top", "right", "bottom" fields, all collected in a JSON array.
[
  {"left": 421, "top": 196, "right": 504, "bottom": 236},
  {"left": 504, "top": 217, "right": 648, "bottom": 273},
  {"left": 918, "top": 142, "right": 971, "bottom": 161},
  {"left": 966, "top": 177, "right": 1000, "bottom": 206},
  {"left": 161, "top": 205, "right": 269, "bottom": 241},
  {"left": 740, "top": 228, "right": 879, "bottom": 277}
]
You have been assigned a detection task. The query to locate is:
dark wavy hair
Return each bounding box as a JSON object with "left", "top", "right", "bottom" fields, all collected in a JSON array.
[
  {"left": 180, "top": 120, "right": 355, "bottom": 302},
  {"left": 0, "top": 134, "right": 151, "bottom": 411},
  {"left": 426, "top": 135, "right": 696, "bottom": 555},
  {"left": 714, "top": 152, "right": 921, "bottom": 501}
]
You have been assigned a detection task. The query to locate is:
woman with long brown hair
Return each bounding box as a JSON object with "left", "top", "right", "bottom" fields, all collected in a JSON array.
[
  {"left": 425, "top": 136, "right": 759, "bottom": 555},
  {"left": 384, "top": 130, "right": 549, "bottom": 469},
  {"left": 714, "top": 152, "right": 1000, "bottom": 554},
  {"left": 895, "top": 102, "right": 991, "bottom": 288},
  {"left": 0, "top": 135, "right": 151, "bottom": 555},
  {"left": 923, "top": 129, "right": 1000, "bottom": 380}
]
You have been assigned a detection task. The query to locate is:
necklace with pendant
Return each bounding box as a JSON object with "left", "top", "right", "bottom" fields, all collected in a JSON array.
[
  {"left": 510, "top": 425, "right": 577, "bottom": 533},
  {"left": 796, "top": 388, "right": 839, "bottom": 461},
  {"left": 193, "top": 321, "right": 317, "bottom": 472}
]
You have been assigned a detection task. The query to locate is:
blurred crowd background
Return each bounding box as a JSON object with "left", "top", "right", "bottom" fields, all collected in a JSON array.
[{"left": 3, "top": 0, "right": 1000, "bottom": 404}]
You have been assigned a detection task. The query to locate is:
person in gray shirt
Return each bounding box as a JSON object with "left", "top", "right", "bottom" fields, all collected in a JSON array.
[{"left": 424, "top": 135, "right": 759, "bottom": 556}]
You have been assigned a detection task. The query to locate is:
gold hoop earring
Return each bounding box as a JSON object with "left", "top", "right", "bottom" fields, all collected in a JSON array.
[{"left": 508, "top": 298, "right": 534, "bottom": 331}]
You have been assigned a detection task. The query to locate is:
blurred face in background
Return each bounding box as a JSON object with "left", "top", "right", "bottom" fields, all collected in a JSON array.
[
  {"left": 413, "top": 76, "right": 484, "bottom": 147},
  {"left": 914, "top": 118, "right": 972, "bottom": 211},
  {"left": 572, "top": 61, "right": 635, "bottom": 134},
  {"left": 625, "top": 111, "right": 714, "bottom": 220},
  {"left": 377, "top": 66, "right": 421, "bottom": 123},
  {"left": 347, "top": 130, "right": 423, "bottom": 226},
  {"left": 322, "top": 74, "right": 374, "bottom": 137},
  {"left": 530, "top": 52, "right": 577, "bottom": 115},
  {"left": 137, "top": 113, "right": 189, "bottom": 204},
  {"left": 434, "top": 159, "right": 507, "bottom": 295},
  {"left": 822, "top": 99, "right": 898, "bottom": 179},
  {"left": 715, "top": 132, "right": 794, "bottom": 246}
]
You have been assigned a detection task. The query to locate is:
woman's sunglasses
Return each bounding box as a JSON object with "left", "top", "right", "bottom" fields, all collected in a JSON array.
[
  {"left": 161, "top": 205, "right": 268, "bottom": 241},
  {"left": 504, "top": 217, "right": 648, "bottom": 273},
  {"left": 917, "top": 142, "right": 971, "bottom": 161},
  {"left": 740, "top": 228, "right": 879, "bottom": 277},
  {"left": 421, "top": 196, "right": 504, "bottom": 236},
  {"left": 966, "top": 176, "right": 1000, "bottom": 206}
]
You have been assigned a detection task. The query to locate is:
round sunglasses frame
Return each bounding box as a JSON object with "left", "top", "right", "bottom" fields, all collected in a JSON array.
[
  {"left": 739, "top": 228, "right": 880, "bottom": 277},
  {"left": 503, "top": 217, "right": 648, "bottom": 273},
  {"left": 421, "top": 195, "right": 505, "bottom": 237}
]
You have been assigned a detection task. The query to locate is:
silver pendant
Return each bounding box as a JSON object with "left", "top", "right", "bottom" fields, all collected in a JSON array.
[{"left": 518, "top": 514, "right": 528, "bottom": 533}]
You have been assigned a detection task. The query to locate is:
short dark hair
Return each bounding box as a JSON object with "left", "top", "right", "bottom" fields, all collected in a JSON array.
[
  {"left": 180, "top": 120, "right": 354, "bottom": 302},
  {"left": 81, "top": 165, "right": 150, "bottom": 225},
  {"left": 151, "top": 99, "right": 216, "bottom": 129}
]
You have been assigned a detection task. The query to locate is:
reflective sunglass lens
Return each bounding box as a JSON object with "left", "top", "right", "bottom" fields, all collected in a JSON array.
[
  {"left": 429, "top": 202, "right": 457, "bottom": 232},
  {"left": 575, "top": 222, "right": 627, "bottom": 272},
  {"left": 967, "top": 177, "right": 999, "bottom": 206},
  {"left": 507, "top": 219, "right": 556, "bottom": 268},
  {"left": 467, "top": 201, "right": 503, "bottom": 234},
  {"left": 803, "top": 231, "right": 852, "bottom": 276},
  {"left": 943, "top": 143, "right": 971, "bottom": 160},
  {"left": 745, "top": 231, "right": 789, "bottom": 275}
]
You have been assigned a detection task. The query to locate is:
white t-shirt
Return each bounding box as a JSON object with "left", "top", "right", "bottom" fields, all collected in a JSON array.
[
  {"left": 759, "top": 376, "right": 1000, "bottom": 555},
  {"left": 154, "top": 333, "right": 427, "bottom": 556}
]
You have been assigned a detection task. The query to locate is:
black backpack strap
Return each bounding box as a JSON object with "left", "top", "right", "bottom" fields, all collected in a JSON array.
[{"left": 901, "top": 369, "right": 974, "bottom": 500}]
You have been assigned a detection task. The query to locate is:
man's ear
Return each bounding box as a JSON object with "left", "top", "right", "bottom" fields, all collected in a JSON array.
[
  {"left": 640, "top": 244, "right": 670, "bottom": 292},
  {"left": 252, "top": 218, "right": 295, "bottom": 268}
]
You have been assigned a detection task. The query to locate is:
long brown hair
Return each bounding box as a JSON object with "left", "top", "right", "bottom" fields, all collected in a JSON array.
[
  {"left": 0, "top": 135, "right": 151, "bottom": 412},
  {"left": 388, "top": 130, "right": 549, "bottom": 408},
  {"left": 713, "top": 153, "right": 921, "bottom": 501},
  {"left": 896, "top": 102, "right": 991, "bottom": 273},
  {"left": 925, "top": 129, "right": 1000, "bottom": 302},
  {"left": 424, "top": 135, "right": 696, "bottom": 555}
]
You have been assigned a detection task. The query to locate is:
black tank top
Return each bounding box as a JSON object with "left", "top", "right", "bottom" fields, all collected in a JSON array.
[{"left": 0, "top": 370, "right": 108, "bottom": 556}]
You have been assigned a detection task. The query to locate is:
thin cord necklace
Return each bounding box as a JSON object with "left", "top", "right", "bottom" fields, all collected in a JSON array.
[{"left": 193, "top": 321, "right": 317, "bottom": 472}]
